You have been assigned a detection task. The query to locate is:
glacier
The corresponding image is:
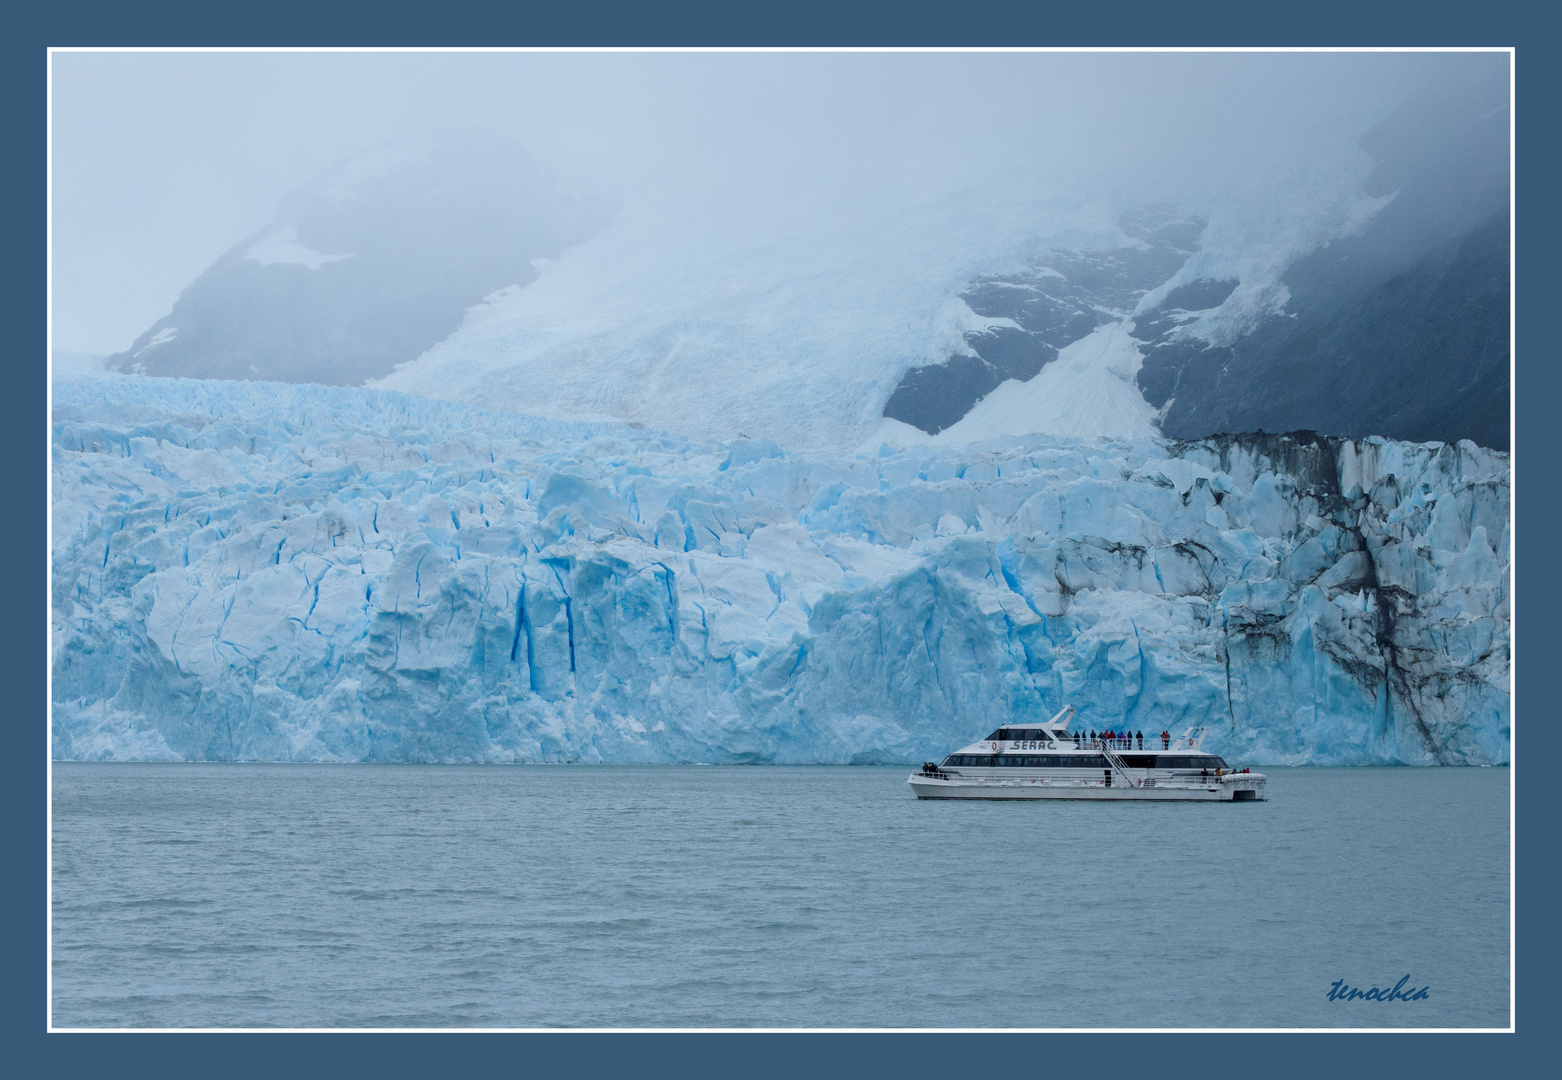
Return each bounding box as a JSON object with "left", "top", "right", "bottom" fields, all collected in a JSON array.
[{"left": 52, "top": 374, "right": 1509, "bottom": 765}]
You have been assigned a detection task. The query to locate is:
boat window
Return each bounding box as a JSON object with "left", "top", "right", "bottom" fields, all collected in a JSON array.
[
  {"left": 985, "top": 727, "right": 1056, "bottom": 744},
  {"left": 1156, "top": 755, "right": 1230, "bottom": 769},
  {"left": 998, "top": 755, "right": 1057, "bottom": 767},
  {"left": 1122, "top": 755, "right": 1156, "bottom": 768},
  {"left": 958, "top": 753, "right": 1122, "bottom": 768}
]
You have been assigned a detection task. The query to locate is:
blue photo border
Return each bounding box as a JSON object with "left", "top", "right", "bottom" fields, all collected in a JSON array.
[{"left": 10, "top": 1, "right": 1553, "bottom": 1073}]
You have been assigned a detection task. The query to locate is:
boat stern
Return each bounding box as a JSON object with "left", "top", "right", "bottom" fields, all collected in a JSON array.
[{"left": 1220, "top": 771, "right": 1267, "bottom": 801}]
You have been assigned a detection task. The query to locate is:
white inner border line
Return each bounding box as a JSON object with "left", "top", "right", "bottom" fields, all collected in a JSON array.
[
  {"left": 45, "top": 44, "right": 1518, "bottom": 1035},
  {"left": 1506, "top": 41, "right": 1517, "bottom": 1037},
  {"left": 46, "top": 42, "right": 56, "bottom": 1035}
]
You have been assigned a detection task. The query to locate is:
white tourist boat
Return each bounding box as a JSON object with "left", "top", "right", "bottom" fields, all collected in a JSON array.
[{"left": 907, "top": 705, "right": 1266, "bottom": 801}]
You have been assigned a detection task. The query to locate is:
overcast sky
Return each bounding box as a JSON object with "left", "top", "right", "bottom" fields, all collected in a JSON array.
[{"left": 50, "top": 50, "right": 1498, "bottom": 357}]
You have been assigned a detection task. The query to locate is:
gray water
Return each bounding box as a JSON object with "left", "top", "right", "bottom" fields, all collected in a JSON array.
[{"left": 51, "top": 764, "right": 1509, "bottom": 1028}]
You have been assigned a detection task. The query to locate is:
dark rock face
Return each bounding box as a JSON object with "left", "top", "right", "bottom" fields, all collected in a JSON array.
[
  {"left": 1142, "top": 210, "right": 1509, "bottom": 449},
  {"left": 1141, "top": 61, "right": 1510, "bottom": 450},
  {"left": 884, "top": 207, "right": 1206, "bottom": 434},
  {"left": 108, "top": 133, "right": 611, "bottom": 387},
  {"left": 886, "top": 59, "right": 1510, "bottom": 451}
]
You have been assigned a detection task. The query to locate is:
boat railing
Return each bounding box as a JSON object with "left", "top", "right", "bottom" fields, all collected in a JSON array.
[
  {"left": 1097, "top": 741, "right": 1140, "bottom": 788},
  {"left": 1065, "top": 739, "right": 1189, "bottom": 752}
]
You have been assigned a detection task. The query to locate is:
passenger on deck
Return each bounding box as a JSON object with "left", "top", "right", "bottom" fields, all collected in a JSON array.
[
  {"left": 1136, "top": 731, "right": 1143, "bottom": 749},
  {"left": 1161, "top": 730, "right": 1170, "bottom": 749}
]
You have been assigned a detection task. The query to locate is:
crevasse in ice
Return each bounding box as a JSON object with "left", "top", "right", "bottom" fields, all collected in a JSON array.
[{"left": 52, "top": 375, "right": 1509, "bottom": 764}]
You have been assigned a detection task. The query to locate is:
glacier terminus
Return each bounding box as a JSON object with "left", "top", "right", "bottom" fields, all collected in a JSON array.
[{"left": 51, "top": 374, "right": 1509, "bottom": 766}]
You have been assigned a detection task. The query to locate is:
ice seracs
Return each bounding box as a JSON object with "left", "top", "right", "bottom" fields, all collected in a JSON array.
[{"left": 51, "top": 374, "right": 1509, "bottom": 765}]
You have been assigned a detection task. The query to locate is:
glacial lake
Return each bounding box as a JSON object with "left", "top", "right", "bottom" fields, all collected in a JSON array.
[{"left": 51, "top": 763, "right": 1509, "bottom": 1028}]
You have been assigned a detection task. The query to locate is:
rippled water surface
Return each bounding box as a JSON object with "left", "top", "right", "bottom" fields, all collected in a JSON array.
[{"left": 52, "top": 764, "right": 1509, "bottom": 1028}]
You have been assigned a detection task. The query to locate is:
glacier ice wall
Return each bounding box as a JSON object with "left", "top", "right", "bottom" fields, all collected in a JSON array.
[{"left": 52, "top": 375, "right": 1508, "bottom": 764}]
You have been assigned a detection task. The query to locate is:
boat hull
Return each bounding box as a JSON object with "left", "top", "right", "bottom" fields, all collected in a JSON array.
[{"left": 907, "top": 774, "right": 1266, "bottom": 801}]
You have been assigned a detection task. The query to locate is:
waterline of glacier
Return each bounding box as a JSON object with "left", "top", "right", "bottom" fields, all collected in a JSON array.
[{"left": 52, "top": 375, "right": 1508, "bottom": 765}]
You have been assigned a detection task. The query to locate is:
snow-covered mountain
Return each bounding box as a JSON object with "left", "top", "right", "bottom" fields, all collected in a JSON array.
[
  {"left": 885, "top": 63, "right": 1510, "bottom": 451},
  {"left": 1138, "top": 66, "right": 1510, "bottom": 450},
  {"left": 105, "top": 133, "right": 611, "bottom": 387},
  {"left": 103, "top": 69, "right": 1508, "bottom": 455},
  {"left": 52, "top": 375, "right": 1508, "bottom": 765}
]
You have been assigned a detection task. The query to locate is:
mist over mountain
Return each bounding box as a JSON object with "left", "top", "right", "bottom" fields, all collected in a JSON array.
[
  {"left": 99, "top": 61, "right": 1509, "bottom": 452},
  {"left": 1137, "top": 62, "right": 1510, "bottom": 449},
  {"left": 886, "top": 62, "right": 1509, "bottom": 451},
  {"left": 106, "top": 133, "right": 611, "bottom": 386}
]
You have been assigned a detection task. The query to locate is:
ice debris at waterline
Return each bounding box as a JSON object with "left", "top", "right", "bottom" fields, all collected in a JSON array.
[{"left": 52, "top": 376, "right": 1509, "bottom": 765}]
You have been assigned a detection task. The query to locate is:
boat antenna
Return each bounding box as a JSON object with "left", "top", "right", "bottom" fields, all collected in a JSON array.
[{"left": 1046, "top": 703, "right": 1075, "bottom": 728}]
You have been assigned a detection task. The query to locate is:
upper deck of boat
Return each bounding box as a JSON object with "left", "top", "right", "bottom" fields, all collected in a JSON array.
[
  {"left": 956, "top": 723, "right": 1211, "bottom": 756},
  {"left": 940, "top": 717, "right": 1234, "bottom": 769}
]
